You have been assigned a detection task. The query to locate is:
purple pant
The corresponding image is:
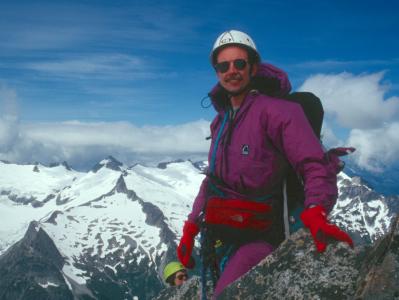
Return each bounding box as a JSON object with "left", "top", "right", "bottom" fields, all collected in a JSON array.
[{"left": 213, "top": 241, "right": 274, "bottom": 299}]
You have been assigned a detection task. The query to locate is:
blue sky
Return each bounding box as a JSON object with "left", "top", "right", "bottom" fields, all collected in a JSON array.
[
  {"left": 0, "top": 0, "right": 399, "bottom": 172},
  {"left": 1, "top": 0, "right": 398, "bottom": 124}
]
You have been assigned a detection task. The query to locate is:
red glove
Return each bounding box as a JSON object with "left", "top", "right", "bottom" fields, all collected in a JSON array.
[
  {"left": 177, "top": 221, "right": 200, "bottom": 268},
  {"left": 300, "top": 206, "right": 354, "bottom": 252}
]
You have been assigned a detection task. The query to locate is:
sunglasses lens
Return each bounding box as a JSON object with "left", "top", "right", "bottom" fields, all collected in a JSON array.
[
  {"left": 214, "top": 61, "right": 229, "bottom": 73},
  {"left": 215, "top": 59, "right": 247, "bottom": 73},
  {"left": 234, "top": 59, "right": 247, "bottom": 70}
]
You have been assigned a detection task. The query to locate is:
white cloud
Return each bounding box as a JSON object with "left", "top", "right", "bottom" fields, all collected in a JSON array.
[
  {"left": 347, "top": 123, "right": 399, "bottom": 172},
  {"left": 0, "top": 118, "right": 210, "bottom": 170},
  {"left": 25, "top": 120, "right": 210, "bottom": 152},
  {"left": 20, "top": 54, "right": 179, "bottom": 82},
  {"left": 320, "top": 122, "right": 343, "bottom": 147},
  {"left": 300, "top": 72, "right": 399, "bottom": 172},
  {"left": 24, "top": 54, "right": 149, "bottom": 80},
  {"left": 26, "top": 54, "right": 143, "bottom": 74},
  {"left": 295, "top": 58, "right": 399, "bottom": 70},
  {"left": 0, "top": 2, "right": 202, "bottom": 53},
  {"left": 299, "top": 72, "right": 399, "bottom": 129},
  {"left": 0, "top": 83, "right": 210, "bottom": 170}
]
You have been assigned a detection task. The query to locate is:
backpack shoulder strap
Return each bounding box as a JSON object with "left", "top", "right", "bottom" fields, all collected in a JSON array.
[
  {"left": 281, "top": 92, "right": 325, "bottom": 237},
  {"left": 283, "top": 92, "right": 324, "bottom": 138}
]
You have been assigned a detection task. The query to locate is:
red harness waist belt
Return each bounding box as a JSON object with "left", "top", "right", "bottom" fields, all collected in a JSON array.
[{"left": 204, "top": 197, "right": 272, "bottom": 230}]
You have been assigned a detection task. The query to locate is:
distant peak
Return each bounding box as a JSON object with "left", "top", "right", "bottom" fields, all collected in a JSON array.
[
  {"left": 91, "top": 155, "right": 123, "bottom": 173},
  {"left": 157, "top": 159, "right": 185, "bottom": 169},
  {"left": 49, "top": 161, "right": 72, "bottom": 171},
  {"left": 190, "top": 160, "right": 208, "bottom": 172}
]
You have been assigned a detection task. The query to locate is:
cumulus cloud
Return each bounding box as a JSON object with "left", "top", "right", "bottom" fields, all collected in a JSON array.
[
  {"left": 0, "top": 118, "right": 210, "bottom": 170},
  {"left": 347, "top": 123, "right": 399, "bottom": 172},
  {"left": 300, "top": 72, "right": 399, "bottom": 172},
  {"left": 319, "top": 122, "right": 343, "bottom": 148},
  {"left": 0, "top": 84, "right": 210, "bottom": 170},
  {"left": 25, "top": 120, "right": 210, "bottom": 152},
  {"left": 300, "top": 72, "right": 399, "bottom": 129}
]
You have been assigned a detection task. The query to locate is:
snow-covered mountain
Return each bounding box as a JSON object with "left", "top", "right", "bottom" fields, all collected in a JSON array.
[
  {"left": 332, "top": 173, "right": 395, "bottom": 244},
  {"left": 0, "top": 157, "right": 204, "bottom": 299},
  {"left": 0, "top": 160, "right": 83, "bottom": 253},
  {"left": 0, "top": 157, "right": 397, "bottom": 299}
]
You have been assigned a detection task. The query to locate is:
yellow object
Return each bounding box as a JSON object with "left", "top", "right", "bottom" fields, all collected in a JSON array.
[
  {"left": 214, "top": 239, "right": 223, "bottom": 248},
  {"left": 163, "top": 261, "right": 185, "bottom": 281}
]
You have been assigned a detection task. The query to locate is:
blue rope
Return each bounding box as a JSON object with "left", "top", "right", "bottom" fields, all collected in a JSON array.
[
  {"left": 253, "top": 194, "right": 273, "bottom": 202},
  {"left": 209, "top": 112, "right": 229, "bottom": 175},
  {"left": 208, "top": 181, "right": 226, "bottom": 197},
  {"left": 218, "top": 245, "right": 236, "bottom": 273},
  {"left": 201, "top": 95, "right": 212, "bottom": 108}
]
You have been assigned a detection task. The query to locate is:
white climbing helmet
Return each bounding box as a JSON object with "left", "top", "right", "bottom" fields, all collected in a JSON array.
[{"left": 210, "top": 30, "right": 260, "bottom": 65}]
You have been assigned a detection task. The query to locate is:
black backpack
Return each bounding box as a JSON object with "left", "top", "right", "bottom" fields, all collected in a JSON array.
[
  {"left": 251, "top": 74, "right": 325, "bottom": 239},
  {"left": 283, "top": 92, "right": 324, "bottom": 235},
  {"left": 236, "top": 91, "right": 324, "bottom": 247}
]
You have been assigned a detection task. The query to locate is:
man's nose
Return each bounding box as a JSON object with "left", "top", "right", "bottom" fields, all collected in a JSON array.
[{"left": 226, "top": 62, "right": 238, "bottom": 73}]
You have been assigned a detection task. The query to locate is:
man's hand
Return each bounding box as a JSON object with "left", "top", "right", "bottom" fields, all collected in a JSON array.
[
  {"left": 177, "top": 221, "right": 200, "bottom": 268},
  {"left": 300, "top": 205, "right": 354, "bottom": 252}
]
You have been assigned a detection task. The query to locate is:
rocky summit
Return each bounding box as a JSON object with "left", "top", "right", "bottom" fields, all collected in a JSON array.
[{"left": 156, "top": 215, "right": 399, "bottom": 300}]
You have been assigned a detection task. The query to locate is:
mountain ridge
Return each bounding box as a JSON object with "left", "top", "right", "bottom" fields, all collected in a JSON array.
[{"left": 0, "top": 157, "right": 397, "bottom": 299}]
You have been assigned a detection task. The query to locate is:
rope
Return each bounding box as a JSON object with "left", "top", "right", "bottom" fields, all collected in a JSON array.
[
  {"left": 209, "top": 112, "right": 229, "bottom": 175},
  {"left": 201, "top": 95, "right": 212, "bottom": 108},
  {"left": 283, "top": 178, "right": 290, "bottom": 239}
]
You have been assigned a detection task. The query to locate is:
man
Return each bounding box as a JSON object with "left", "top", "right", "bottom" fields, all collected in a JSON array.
[
  {"left": 163, "top": 261, "right": 188, "bottom": 287},
  {"left": 177, "top": 30, "right": 353, "bottom": 298}
]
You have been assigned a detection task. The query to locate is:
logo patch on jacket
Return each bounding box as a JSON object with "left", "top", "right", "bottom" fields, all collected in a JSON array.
[{"left": 241, "top": 144, "right": 249, "bottom": 155}]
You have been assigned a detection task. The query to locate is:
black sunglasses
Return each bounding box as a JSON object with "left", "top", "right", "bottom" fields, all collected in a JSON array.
[
  {"left": 214, "top": 59, "right": 248, "bottom": 73},
  {"left": 176, "top": 273, "right": 188, "bottom": 280}
]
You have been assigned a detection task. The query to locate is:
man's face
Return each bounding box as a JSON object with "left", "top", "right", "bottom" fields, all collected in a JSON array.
[
  {"left": 215, "top": 46, "right": 257, "bottom": 95},
  {"left": 173, "top": 270, "right": 188, "bottom": 286}
]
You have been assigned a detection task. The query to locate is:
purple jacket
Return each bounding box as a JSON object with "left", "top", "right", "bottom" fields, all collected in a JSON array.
[{"left": 188, "top": 63, "right": 339, "bottom": 224}]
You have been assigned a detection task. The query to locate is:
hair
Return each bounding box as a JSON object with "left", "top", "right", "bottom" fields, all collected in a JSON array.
[{"left": 247, "top": 47, "right": 260, "bottom": 65}]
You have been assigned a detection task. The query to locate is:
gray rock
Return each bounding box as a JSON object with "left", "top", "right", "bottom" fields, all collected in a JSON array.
[
  {"left": 219, "top": 229, "right": 362, "bottom": 300},
  {"left": 153, "top": 277, "right": 212, "bottom": 300},
  {"left": 154, "top": 216, "right": 399, "bottom": 300},
  {"left": 0, "top": 221, "right": 73, "bottom": 300},
  {"left": 354, "top": 215, "right": 399, "bottom": 299}
]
